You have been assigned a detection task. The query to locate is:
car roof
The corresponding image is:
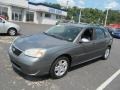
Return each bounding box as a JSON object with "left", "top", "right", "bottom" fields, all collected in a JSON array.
[{"left": 59, "top": 23, "right": 103, "bottom": 28}]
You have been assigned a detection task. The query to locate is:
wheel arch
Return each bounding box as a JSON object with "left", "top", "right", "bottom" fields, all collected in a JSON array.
[
  {"left": 7, "top": 27, "right": 17, "bottom": 33},
  {"left": 49, "top": 53, "right": 72, "bottom": 72},
  {"left": 107, "top": 45, "right": 111, "bottom": 49},
  {"left": 56, "top": 54, "right": 72, "bottom": 66}
]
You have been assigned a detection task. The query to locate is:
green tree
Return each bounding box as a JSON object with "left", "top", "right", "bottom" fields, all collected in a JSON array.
[{"left": 43, "top": 2, "right": 120, "bottom": 25}]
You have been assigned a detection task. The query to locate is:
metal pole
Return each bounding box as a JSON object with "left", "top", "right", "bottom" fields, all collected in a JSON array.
[
  {"left": 104, "top": 9, "right": 109, "bottom": 26},
  {"left": 66, "top": 0, "right": 69, "bottom": 9},
  {"left": 26, "top": 0, "right": 29, "bottom": 21},
  {"left": 79, "top": 8, "right": 82, "bottom": 23}
]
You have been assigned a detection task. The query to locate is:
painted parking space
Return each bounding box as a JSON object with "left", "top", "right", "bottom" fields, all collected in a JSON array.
[
  {"left": 104, "top": 72, "right": 120, "bottom": 90},
  {"left": 97, "top": 69, "right": 120, "bottom": 90},
  {"left": 0, "top": 36, "right": 16, "bottom": 44}
]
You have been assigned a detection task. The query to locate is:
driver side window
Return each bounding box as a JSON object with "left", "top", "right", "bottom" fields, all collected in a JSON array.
[{"left": 81, "top": 28, "right": 94, "bottom": 41}]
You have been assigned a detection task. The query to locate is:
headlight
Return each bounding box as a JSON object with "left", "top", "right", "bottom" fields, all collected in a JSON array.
[
  {"left": 112, "top": 32, "right": 114, "bottom": 35},
  {"left": 24, "top": 48, "right": 46, "bottom": 58}
]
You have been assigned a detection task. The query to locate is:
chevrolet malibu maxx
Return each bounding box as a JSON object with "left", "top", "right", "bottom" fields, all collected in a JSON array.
[{"left": 8, "top": 24, "right": 113, "bottom": 79}]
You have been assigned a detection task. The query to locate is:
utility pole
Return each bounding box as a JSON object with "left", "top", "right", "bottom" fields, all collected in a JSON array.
[
  {"left": 79, "top": 8, "right": 82, "bottom": 23},
  {"left": 26, "top": 0, "right": 30, "bottom": 21},
  {"left": 66, "top": 0, "right": 69, "bottom": 9},
  {"left": 104, "top": 9, "right": 109, "bottom": 26}
]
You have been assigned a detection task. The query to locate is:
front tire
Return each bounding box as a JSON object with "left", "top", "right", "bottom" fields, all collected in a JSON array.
[
  {"left": 102, "top": 47, "right": 111, "bottom": 60},
  {"left": 50, "top": 57, "right": 70, "bottom": 79},
  {"left": 8, "top": 28, "right": 17, "bottom": 36}
]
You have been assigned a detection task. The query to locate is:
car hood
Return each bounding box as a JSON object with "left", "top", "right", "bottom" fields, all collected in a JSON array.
[
  {"left": 13, "top": 33, "right": 69, "bottom": 51},
  {"left": 6, "top": 21, "right": 17, "bottom": 25},
  {"left": 6, "top": 22, "right": 19, "bottom": 28}
]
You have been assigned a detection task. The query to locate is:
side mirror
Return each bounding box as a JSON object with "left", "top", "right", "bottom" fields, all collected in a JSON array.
[{"left": 80, "top": 38, "right": 90, "bottom": 43}]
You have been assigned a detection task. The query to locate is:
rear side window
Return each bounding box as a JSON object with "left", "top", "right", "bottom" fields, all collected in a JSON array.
[{"left": 95, "top": 28, "right": 105, "bottom": 40}]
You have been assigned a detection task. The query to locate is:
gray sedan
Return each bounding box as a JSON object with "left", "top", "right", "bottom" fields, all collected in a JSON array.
[{"left": 8, "top": 24, "right": 113, "bottom": 79}]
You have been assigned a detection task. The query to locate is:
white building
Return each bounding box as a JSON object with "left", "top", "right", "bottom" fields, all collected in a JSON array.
[{"left": 0, "top": 0, "right": 67, "bottom": 25}]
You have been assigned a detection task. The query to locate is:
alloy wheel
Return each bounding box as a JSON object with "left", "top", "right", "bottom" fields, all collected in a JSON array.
[{"left": 54, "top": 60, "right": 68, "bottom": 77}]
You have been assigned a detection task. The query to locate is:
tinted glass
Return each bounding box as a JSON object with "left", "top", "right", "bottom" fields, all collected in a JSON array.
[
  {"left": 45, "top": 25, "right": 82, "bottom": 42},
  {"left": 104, "top": 28, "right": 111, "bottom": 37},
  {"left": 95, "top": 28, "right": 105, "bottom": 40}
]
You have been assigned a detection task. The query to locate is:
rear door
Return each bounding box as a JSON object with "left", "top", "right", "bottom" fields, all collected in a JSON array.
[
  {"left": 93, "top": 27, "right": 107, "bottom": 57},
  {"left": 0, "top": 18, "right": 4, "bottom": 33}
]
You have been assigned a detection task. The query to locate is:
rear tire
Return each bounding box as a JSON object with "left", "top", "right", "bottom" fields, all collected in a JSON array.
[
  {"left": 102, "top": 47, "right": 111, "bottom": 60},
  {"left": 50, "top": 57, "right": 70, "bottom": 79},
  {"left": 8, "top": 28, "right": 17, "bottom": 36}
]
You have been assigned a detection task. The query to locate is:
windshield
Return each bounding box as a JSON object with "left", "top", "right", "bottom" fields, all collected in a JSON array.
[{"left": 44, "top": 25, "right": 82, "bottom": 42}]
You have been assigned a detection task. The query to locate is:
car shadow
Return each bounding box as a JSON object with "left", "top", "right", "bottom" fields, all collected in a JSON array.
[
  {"left": 13, "top": 58, "right": 102, "bottom": 81},
  {"left": 114, "top": 37, "right": 120, "bottom": 39},
  {"left": 0, "top": 33, "right": 21, "bottom": 36},
  {"left": 69, "top": 58, "right": 102, "bottom": 71},
  {"left": 0, "top": 33, "right": 8, "bottom": 36},
  {"left": 13, "top": 67, "right": 50, "bottom": 81}
]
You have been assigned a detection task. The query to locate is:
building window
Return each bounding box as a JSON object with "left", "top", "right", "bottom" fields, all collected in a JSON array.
[
  {"left": 12, "top": 7, "right": 23, "bottom": 21},
  {"left": 56, "top": 15, "right": 61, "bottom": 19},
  {"left": 0, "top": 6, "right": 8, "bottom": 19},
  {"left": 45, "top": 13, "right": 51, "bottom": 18},
  {"left": 26, "top": 11, "right": 34, "bottom": 22},
  {"left": 12, "top": 12, "right": 22, "bottom": 21}
]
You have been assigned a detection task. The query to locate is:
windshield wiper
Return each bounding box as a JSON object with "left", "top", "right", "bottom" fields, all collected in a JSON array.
[
  {"left": 43, "top": 32, "right": 70, "bottom": 41},
  {"left": 43, "top": 32, "right": 60, "bottom": 39}
]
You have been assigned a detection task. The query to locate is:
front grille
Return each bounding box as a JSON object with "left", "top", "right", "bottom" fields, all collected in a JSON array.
[{"left": 12, "top": 45, "right": 22, "bottom": 56}]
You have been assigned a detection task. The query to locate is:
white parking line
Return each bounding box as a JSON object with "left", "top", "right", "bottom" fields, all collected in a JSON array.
[
  {"left": 0, "top": 40, "right": 12, "bottom": 43},
  {"left": 96, "top": 69, "right": 120, "bottom": 90}
]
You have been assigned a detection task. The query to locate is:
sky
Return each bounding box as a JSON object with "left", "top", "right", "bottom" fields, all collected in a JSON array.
[{"left": 29, "top": 0, "right": 120, "bottom": 10}]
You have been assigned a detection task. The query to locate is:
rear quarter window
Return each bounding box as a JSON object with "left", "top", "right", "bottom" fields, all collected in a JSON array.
[
  {"left": 95, "top": 28, "right": 106, "bottom": 40},
  {"left": 103, "top": 28, "right": 111, "bottom": 38}
]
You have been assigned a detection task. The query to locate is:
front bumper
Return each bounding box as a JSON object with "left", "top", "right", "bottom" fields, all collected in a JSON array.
[
  {"left": 17, "top": 28, "right": 21, "bottom": 35},
  {"left": 8, "top": 46, "right": 50, "bottom": 76}
]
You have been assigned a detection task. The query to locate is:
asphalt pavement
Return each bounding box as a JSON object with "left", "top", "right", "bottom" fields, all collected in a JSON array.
[{"left": 0, "top": 23, "right": 120, "bottom": 90}]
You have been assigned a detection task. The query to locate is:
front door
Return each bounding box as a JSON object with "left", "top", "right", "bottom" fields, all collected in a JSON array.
[{"left": 72, "top": 27, "right": 96, "bottom": 65}]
